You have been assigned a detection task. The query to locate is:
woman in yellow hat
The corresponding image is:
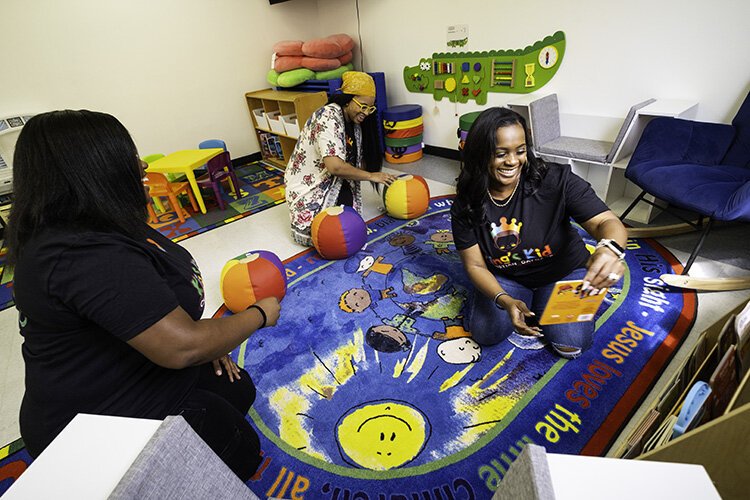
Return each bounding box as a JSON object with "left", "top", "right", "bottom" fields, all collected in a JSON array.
[{"left": 284, "top": 71, "right": 397, "bottom": 246}]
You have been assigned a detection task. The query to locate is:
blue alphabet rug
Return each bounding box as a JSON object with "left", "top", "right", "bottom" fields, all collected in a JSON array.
[{"left": 211, "top": 195, "right": 696, "bottom": 498}]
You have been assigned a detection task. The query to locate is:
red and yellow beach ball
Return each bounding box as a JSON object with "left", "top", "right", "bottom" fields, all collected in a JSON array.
[
  {"left": 220, "top": 250, "right": 287, "bottom": 313},
  {"left": 383, "top": 174, "right": 430, "bottom": 219}
]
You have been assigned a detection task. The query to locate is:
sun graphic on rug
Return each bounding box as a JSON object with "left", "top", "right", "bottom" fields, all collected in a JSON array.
[
  {"left": 336, "top": 400, "right": 430, "bottom": 470},
  {"left": 257, "top": 312, "right": 550, "bottom": 473}
]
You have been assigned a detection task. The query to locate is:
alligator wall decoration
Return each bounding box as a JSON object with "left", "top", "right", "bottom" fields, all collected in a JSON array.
[{"left": 403, "top": 31, "right": 565, "bottom": 105}]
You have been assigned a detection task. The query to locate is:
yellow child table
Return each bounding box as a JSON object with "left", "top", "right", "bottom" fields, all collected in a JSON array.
[{"left": 146, "top": 148, "right": 223, "bottom": 214}]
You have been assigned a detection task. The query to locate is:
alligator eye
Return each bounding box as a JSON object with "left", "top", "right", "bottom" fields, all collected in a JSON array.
[{"left": 420, "top": 61, "right": 431, "bottom": 71}]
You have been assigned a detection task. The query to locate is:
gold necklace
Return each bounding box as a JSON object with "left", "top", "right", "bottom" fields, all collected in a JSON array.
[{"left": 487, "top": 180, "right": 520, "bottom": 208}]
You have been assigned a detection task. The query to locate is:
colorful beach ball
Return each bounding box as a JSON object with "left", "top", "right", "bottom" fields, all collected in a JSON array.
[
  {"left": 383, "top": 174, "right": 430, "bottom": 219},
  {"left": 311, "top": 205, "right": 367, "bottom": 260},
  {"left": 220, "top": 250, "right": 287, "bottom": 313}
]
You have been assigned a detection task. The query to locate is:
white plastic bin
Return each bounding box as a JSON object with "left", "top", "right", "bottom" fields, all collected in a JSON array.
[
  {"left": 252, "top": 108, "right": 269, "bottom": 130},
  {"left": 280, "top": 113, "right": 299, "bottom": 138},
  {"left": 265, "top": 111, "right": 285, "bottom": 134}
]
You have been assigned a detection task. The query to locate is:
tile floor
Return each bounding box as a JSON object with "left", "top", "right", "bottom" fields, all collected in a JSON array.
[{"left": 0, "top": 155, "right": 748, "bottom": 459}]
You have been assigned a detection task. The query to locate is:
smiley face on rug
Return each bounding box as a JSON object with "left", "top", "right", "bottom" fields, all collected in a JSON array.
[{"left": 336, "top": 400, "right": 430, "bottom": 470}]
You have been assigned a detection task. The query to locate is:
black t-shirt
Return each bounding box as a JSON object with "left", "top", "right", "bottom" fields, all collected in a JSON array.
[
  {"left": 13, "top": 225, "right": 205, "bottom": 456},
  {"left": 451, "top": 163, "right": 608, "bottom": 288}
]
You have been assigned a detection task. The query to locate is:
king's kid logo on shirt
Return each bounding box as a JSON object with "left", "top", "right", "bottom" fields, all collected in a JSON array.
[{"left": 488, "top": 216, "right": 554, "bottom": 269}]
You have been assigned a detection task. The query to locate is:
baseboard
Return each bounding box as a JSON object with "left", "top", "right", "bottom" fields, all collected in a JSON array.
[
  {"left": 234, "top": 152, "right": 262, "bottom": 166},
  {"left": 423, "top": 144, "right": 462, "bottom": 161}
]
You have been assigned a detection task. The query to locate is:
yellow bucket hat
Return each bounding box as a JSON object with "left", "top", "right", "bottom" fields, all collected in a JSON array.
[{"left": 340, "top": 71, "right": 376, "bottom": 97}]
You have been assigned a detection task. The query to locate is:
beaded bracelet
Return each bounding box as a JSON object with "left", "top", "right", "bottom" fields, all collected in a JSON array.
[{"left": 247, "top": 304, "right": 267, "bottom": 329}]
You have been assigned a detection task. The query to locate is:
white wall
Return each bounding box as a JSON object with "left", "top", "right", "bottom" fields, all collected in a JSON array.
[
  {"left": 2, "top": 0, "right": 749, "bottom": 155},
  {"left": 318, "top": 0, "right": 750, "bottom": 149},
  {"left": 0, "top": 0, "right": 320, "bottom": 158}
]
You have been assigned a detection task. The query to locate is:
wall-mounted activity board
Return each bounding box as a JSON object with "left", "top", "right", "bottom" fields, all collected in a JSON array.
[{"left": 403, "top": 31, "right": 565, "bottom": 105}]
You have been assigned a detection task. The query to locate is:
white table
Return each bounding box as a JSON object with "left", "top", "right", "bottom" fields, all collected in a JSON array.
[
  {"left": 546, "top": 453, "right": 720, "bottom": 499},
  {"left": 638, "top": 99, "right": 699, "bottom": 118},
  {"left": 492, "top": 444, "right": 721, "bottom": 499}
]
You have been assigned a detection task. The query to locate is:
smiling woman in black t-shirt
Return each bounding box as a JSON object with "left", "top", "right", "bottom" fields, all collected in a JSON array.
[
  {"left": 6, "top": 110, "right": 281, "bottom": 481},
  {"left": 451, "top": 107, "right": 628, "bottom": 359}
]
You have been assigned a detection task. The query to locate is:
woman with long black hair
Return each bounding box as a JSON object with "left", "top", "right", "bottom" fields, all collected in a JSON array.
[
  {"left": 284, "top": 71, "right": 396, "bottom": 246},
  {"left": 8, "top": 110, "right": 280, "bottom": 481},
  {"left": 451, "top": 107, "right": 628, "bottom": 358}
]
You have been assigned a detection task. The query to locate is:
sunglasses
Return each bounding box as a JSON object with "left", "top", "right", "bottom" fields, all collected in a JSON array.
[{"left": 351, "top": 98, "right": 377, "bottom": 115}]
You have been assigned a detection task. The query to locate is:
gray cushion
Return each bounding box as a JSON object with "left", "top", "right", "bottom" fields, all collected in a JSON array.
[
  {"left": 605, "top": 98, "right": 657, "bottom": 162},
  {"left": 491, "top": 444, "right": 555, "bottom": 499},
  {"left": 109, "top": 416, "right": 259, "bottom": 500},
  {"left": 538, "top": 136, "right": 612, "bottom": 163},
  {"left": 528, "top": 94, "right": 561, "bottom": 148}
]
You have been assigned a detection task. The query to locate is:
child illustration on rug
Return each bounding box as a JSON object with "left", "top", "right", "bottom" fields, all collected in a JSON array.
[
  {"left": 339, "top": 285, "right": 397, "bottom": 313},
  {"left": 424, "top": 229, "right": 455, "bottom": 255},
  {"left": 339, "top": 253, "right": 477, "bottom": 362}
]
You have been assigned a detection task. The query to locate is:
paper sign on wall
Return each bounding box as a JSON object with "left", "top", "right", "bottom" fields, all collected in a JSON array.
[{"left": 446, "top": 24, "right": 468, "bottom": 48}]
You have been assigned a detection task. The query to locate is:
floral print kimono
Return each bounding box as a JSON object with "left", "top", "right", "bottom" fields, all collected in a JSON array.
[{"left": 284, "top": 103, "right": 363, "bottom": 246}]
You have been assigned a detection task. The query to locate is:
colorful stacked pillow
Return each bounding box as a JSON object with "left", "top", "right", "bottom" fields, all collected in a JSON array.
[
  {"left": 383, "top": 105, "right": 423, "bottom": 164},
  {"left": 267, "top": 63, "right": 353, "bottom": 88},
  {"left": 457, "top": 111, "right": 481, "bottom": 152},
  {"left": 269, "top": 34, "right": 355, "bottom": 88}
]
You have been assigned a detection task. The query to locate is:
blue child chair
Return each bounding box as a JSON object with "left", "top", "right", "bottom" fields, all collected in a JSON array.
[
  {"left": 199, "top": 139, "right": 227, "bottom": 151},
  {"left": 195, "top": 139, "right": 228, "bottom": 176}
]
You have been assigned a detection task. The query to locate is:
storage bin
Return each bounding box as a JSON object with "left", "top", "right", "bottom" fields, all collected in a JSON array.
[
  {"left": 265, "top": 111, "right": 285, "bottom": 134},
  {"left": 280, "top": 113, "right": 300, "bottom": 138},
  {"left": 252, "top": 108, "right": 268, "bottom": 130}
]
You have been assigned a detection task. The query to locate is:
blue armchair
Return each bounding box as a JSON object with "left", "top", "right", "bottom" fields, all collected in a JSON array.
[{"left": 621, "top": 91, "right": 750, "bottom": 289}]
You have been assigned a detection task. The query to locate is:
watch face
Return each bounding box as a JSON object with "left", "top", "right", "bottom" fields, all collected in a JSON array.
[{"left": 538, "top": 46, "right": 558, "bottom": 69}]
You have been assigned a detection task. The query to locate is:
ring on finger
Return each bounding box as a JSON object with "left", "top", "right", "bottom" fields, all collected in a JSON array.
[{"left": 607, "top": 272, "right": 620, "bottom": 281}]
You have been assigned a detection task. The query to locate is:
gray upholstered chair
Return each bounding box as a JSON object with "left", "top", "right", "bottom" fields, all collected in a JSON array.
[
  {"left": 109, "top": 416, "right": 260, "bottom": 499},
  {"left": 528, "top": 94, "right": 656, "bottom": 164}
]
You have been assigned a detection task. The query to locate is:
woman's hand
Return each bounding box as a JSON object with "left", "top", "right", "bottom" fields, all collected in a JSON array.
[
  {"left": 254, "top": 296, "right": 281, "bottom": 327},
  {"left": 212, "top": 354, "right": 242, "bottom": 382},
  {"left": 583, "top": 248, "right": 625, "bottom": 293},
  {"left": 498, "top": 296, "right": 543, "bottom": 337},
  {"left": 580, "top": 211, "right": 628, "bottom": 294},
  {"left": 369, "top": 172, "right": 398, "bottom": 186}
]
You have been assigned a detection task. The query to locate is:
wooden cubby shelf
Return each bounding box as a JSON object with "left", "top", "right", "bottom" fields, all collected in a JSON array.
[{"left": 245, "top": 89, "right": 327, "bottom": 170}]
